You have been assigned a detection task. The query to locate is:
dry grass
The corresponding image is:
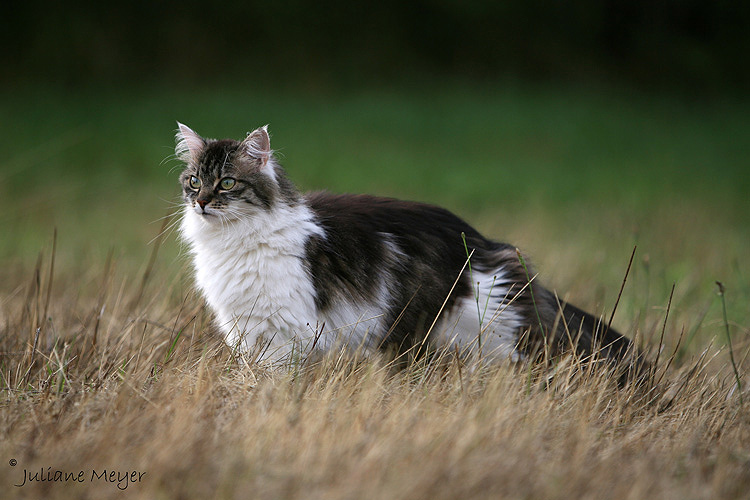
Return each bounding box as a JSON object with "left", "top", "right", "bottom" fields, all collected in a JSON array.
[{"left": 1, "top": 224, "right": 749, "bottom": 500}]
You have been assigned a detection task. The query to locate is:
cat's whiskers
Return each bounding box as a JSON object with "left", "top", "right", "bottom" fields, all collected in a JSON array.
[
  {"left": 148, "top": 207, "right": 184, "bottom": 246},
  {"left": 159, "top": 197, "right": 188, "bottom": 209},
  {"left": 151, "top": 202, "right": 183, "bottom": 221},
  {"left": 211, "top": 205, "right": 244, "bottom": 227},
  {"left": 216, "top": 209, "right": 235, "bottom": 228}
]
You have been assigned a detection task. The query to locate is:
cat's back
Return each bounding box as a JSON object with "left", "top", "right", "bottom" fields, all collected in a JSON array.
[{"left": 305, "top": 191, "right": 483, "bottom": 241}]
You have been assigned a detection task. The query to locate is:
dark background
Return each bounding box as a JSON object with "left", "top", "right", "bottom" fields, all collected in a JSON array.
[{"left": 4, "top": 0, "right": 749, "bottom": 92}]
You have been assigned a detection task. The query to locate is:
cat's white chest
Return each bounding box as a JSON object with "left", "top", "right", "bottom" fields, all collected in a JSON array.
[{"left": 181, "top": 206, "right": 322, "bottom": 354}]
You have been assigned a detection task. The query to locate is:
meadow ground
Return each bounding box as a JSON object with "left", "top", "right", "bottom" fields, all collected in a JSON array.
[{"left": 1, "top": 82, "right": 749, "bottom": 499}]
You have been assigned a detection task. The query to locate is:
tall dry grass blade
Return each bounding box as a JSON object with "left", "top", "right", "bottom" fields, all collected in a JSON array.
[
  {"left": 651, "top": 283, "right": 675, "bottom": 386},
  {"left": 553, "top": 292, "right": 584, "bottom": 367},
  {"left": 605, "top": 245, "right": 636, "bottom": 337},
  {"left": 461, "top": 231, "right": 486, "bottom": 355},
  {"left": 422, "top": 248, "right": 473, "bottom": 354},
  {"left": 654, "top": 325, "right": 685, "bottom": 388},
  {"left": 93, "top": 247, "right": 116, "bottom": 348},
  {"left": 130, "top": 215, "right": 170, "bottom": 312},
  {"left": 716, "top": 281, "right": 743, "bottom": 405},
  {"left": 37, "top": 228, "right": 57, "bottom": 355},
  {"left": 20, "top": 327, "right": 41, "bottom": 390},
  {"left": 515, "top": 248, "right": 546, "bottom": 364},
  {"left": 22, "top": 252, "right": 43, "bottom": 352},
  {"left": 676, "top": 295, "right": 714, "bottom": 364}
]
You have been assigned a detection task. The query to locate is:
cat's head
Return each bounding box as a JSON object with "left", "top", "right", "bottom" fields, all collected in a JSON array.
[{"left": 175, "top": 123, "right": 297, "bottom": 221}]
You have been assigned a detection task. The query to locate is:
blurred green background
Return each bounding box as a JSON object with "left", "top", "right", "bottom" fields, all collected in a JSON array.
[{"left": 1, "top": 1, "right": 749, "bottom": 337}]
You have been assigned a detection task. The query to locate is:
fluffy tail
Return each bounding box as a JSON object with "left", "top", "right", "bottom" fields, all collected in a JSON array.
[{"left": 556, "top": 301, "right": 648, "bottom": 381}]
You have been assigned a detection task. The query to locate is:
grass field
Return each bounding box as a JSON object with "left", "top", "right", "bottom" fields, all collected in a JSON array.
[{"left": 1, "top": 82, "right": 749, "bottom": 499}]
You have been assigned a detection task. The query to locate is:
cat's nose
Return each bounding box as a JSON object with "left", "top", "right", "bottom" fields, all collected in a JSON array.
[{"left": 196, "top": 198, "right": 209, "bottom": 210}]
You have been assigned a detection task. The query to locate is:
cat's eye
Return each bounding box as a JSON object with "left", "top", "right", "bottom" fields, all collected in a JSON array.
[
  {"left": 219, "top": 178, "right": 236, "bottom": 190},
  {"left": 189, "top": 175, "right": 201, "bottom": 190}
]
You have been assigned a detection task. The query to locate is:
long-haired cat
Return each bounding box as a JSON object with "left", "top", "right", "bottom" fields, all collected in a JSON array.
[{"left": 176, "top": 123, "right": 640, "bottom": 370}]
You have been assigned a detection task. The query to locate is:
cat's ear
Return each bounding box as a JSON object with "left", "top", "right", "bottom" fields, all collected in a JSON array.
[
  {"left": 175, "top": 122, "right": 206, "bottom": 163},
  {"left": 241, "top": 125, "right": 272, "bottom": 168}
]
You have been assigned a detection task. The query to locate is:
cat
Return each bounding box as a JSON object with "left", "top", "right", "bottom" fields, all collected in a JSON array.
[{"left": 176, "top": 123, "right": 640, "bottom": 370}]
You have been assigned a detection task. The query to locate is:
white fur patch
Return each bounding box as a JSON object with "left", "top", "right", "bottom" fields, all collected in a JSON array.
[
  {"left": 317, "top": 302, "right": 385, "bottom": 353},
  {"left": 434, "top": 269, "right": 524, "bottom": 361},
  {"left": 181, "top": 201, "right": 397, "bottom": 360},
  {"left": 181, "top": 202, "right": 324, "bottom": 359}
]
